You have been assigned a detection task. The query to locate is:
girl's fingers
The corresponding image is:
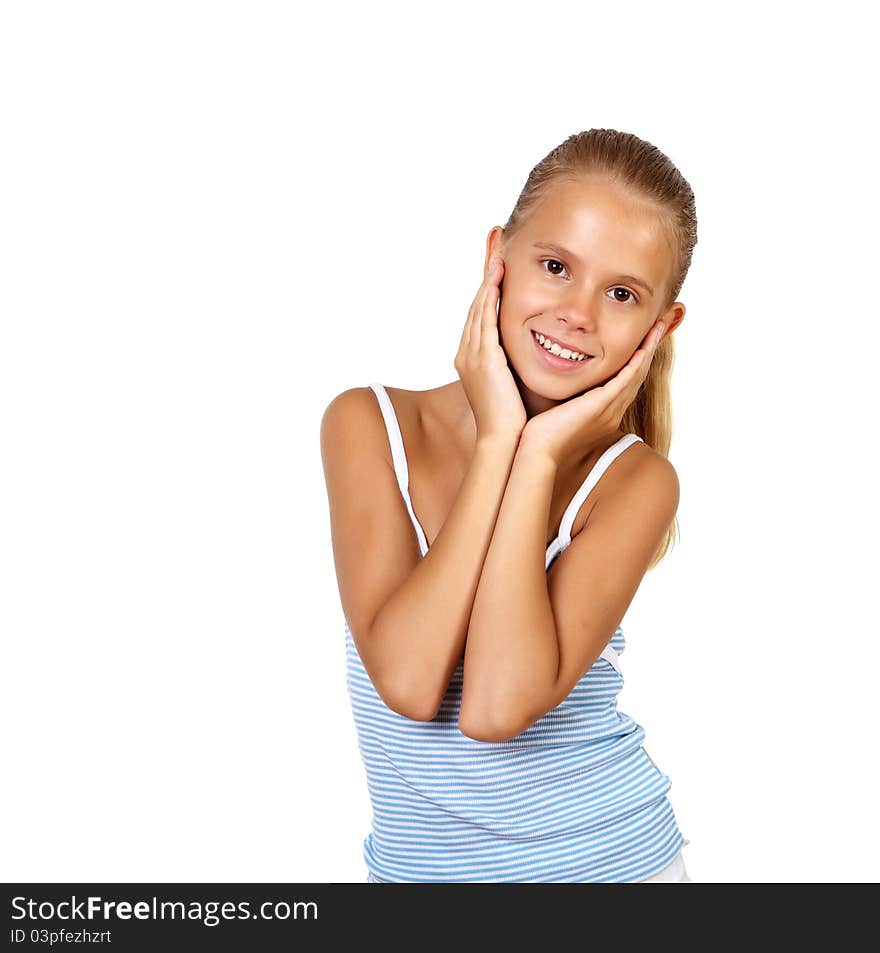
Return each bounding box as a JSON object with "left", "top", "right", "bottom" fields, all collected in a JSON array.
[
  {"left": 471, "top": 280, "right": 485, "bottom": 351},
  {"left": 601, "top": 321, "right": 664, "bottom": 408},
  {"left": 461, "top": 265, "right": 490, "bottom": 353},
  {"left": 649, "top": 321, "right": 665, "bottom": 351},
  {"left": 462, "top": 297, "right": 477, "bottom": 352},
  {"left": 631, "top": 321, "right": 663, "bottom": 373},
  {"left": 623, "top": 322, "right": 664, "bottom": 395},
  {"left": 642, "top": 321, "right": 665, "bottom": 371},
  {"left": 479, "top": 257, "right": 503, "bottom": 344},
  {"left": 471, "top": 256, "right": 500, "bottom": 353}
]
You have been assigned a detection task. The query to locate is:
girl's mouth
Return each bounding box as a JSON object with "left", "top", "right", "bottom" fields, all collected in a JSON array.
[{"left": 530, "top": 329, "right": 594, "bottom": 371}]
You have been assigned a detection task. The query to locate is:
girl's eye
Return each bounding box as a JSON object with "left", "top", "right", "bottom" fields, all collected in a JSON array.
[
  {"left": 540, "top": 259, "right": 639, "bottom": 305},
  {"left": 541, "top": 257, "right": 568, "bottom": 277},
  {"left": 609, "top": 287, "right": 638, "bottom": 305}
]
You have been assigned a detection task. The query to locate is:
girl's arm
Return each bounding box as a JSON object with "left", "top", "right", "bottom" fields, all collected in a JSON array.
[
  {"left": 459, "top": 436, "right": 679, "bottom": 742},
  {"left": 365, "top": 431, "right": 520, "bottom": 721},
  {"left": 322, "top": 386, "right": 520, "bottom": 722}
]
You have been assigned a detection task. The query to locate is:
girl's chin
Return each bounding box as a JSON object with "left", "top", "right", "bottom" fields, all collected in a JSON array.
[{"left": 513, "top": 364, "right": 598, "bottom": 398}]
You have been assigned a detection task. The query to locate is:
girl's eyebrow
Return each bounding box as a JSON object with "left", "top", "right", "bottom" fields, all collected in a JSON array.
[{"left": 532, "top": 241, "right": 655, "bottom": 297}]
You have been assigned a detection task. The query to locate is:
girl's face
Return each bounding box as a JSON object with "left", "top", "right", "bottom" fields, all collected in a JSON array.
[{"left": 493, "top": 176, "right": 685, "bottom": 412}]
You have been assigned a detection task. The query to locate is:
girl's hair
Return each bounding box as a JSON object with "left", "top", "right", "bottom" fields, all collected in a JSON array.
[{"left": 502, "top": 128, "right": 698, "bottom": 569}]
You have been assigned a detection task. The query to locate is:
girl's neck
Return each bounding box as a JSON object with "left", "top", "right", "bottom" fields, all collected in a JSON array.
[{"left": 441, "top": 379, "right": 606, "bottom": 479}]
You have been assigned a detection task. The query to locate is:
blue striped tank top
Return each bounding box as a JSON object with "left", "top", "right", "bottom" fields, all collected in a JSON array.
[{"left": 344, "top": 382, "right": 689, "bottom": 882}]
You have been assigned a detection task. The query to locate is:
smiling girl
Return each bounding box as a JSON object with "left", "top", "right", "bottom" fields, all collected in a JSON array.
[{"left": 320, "top": 128, "right": 697, "bottom": 883}]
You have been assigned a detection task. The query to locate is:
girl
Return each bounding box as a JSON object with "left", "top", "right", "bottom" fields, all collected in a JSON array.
[{"left": 321, "top": 128, "right": 696, "bottom": 883}]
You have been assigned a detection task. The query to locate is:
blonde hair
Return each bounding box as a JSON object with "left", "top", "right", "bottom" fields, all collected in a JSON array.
[{"left": 502, "top": 129, "right": 698, "bottom": 568}]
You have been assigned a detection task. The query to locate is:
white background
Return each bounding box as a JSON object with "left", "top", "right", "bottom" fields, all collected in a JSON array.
[{"left": 2, "top": 1, "right": 878, "bottom": 884}]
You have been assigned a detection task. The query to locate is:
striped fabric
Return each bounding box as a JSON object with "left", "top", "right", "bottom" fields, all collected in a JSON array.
[{"left": 343, "top": 383, "right": 688, "bottom": 883}]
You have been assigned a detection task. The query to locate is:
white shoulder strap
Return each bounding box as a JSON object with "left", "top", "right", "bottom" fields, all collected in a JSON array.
[
  {"left": 368, "top": 383, "right": 429, "bottom": 557},
  {"left": 598, "top": 643, "right": 622, "bottom": 675},
  {"left": 557, "top": 433, "right": 644, "bottom": 547}
]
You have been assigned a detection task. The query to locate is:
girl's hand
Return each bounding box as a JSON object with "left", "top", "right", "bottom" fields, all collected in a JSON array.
[
  {"left": 454, "top": 255, "right": 527, "bottom": 444},
  {"left": 520, "top": 319, "right": 666, "bottom": 466}
]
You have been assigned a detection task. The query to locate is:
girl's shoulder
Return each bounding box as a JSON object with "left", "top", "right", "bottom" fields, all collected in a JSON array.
[
  {"left": 582, "top": 437, "right": 678, "bottom": 531},
  {"left": 603, "top": 435, "right": 676, "bottom": 491},
  {"left": 321, "top": 382, "right": 446, "bottom": 471}
]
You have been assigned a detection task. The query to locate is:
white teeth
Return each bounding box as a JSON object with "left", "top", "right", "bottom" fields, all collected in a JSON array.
[{"left": 533, "top": 331, "right": 587, "bottom": 361}]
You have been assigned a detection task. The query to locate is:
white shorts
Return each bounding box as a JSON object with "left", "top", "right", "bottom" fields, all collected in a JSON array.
[{"left": 638, "top": 848, "right": 692, "bottom": 883}]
